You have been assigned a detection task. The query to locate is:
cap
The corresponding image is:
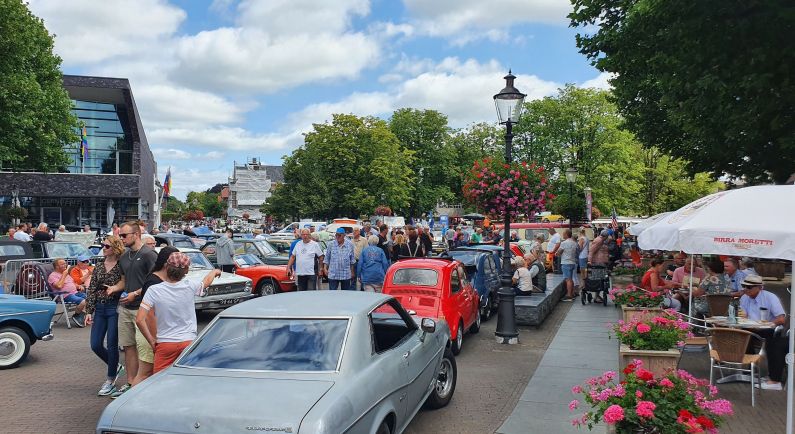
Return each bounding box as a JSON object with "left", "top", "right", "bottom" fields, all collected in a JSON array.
[
  {"left": 740, "top": 274, "right": 764, "bottom": 287},
  {"left": 166, "top": 252, "right": 191, "bottom": 269},
  {"left": 600, "top": 229, "right": 609, "bottom": 237},
  {"left": 335, "top": 228, "right": 346, "bottom": 234},
  {"left": 77, "top": 254, "right": 92, "bottom": 262}
]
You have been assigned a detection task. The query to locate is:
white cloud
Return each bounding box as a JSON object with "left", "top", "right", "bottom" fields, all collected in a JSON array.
[
  {"left": 134, "top": 84, "right": 252, "bottom": 129},
  {"left": 402, "top": 0, "right": 570, "bottom": 43},
  {"left": 580, "top": 72, "right": 614, "bottom": 90},
  {"left": 28, "top": 0, "right": 185, "bottom": 65},
  {"left": 153, "top": 148, "right": 192, "bottom": 160},
  {"left": 289, "top": 92, "right": 393, "bottom": 131},
  {"left": 236, "top": 0, "right": 370, "bottom": 35},
  {"left": 172, "top": 28, "right": 380, "bottom": 94},
  {"left": 149, "top": 127, "right": 302, "bottom": 152},
  {"left": 158, "top": 166, "right": 230, "bottom": 200}
]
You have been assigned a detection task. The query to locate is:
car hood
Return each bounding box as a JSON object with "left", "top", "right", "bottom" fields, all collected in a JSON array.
[
  {"left": 104, "top": 372, "right": 334, "bottom": 433},
  {"left": 186, "top": 270, "right": 250, "bottom": 285}
]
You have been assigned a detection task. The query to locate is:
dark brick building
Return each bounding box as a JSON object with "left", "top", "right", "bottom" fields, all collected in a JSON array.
[{"left": 0, "top": 75, "right": 158, "bottom": 231}]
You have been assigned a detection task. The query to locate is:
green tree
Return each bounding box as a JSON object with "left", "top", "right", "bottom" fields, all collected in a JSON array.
[
  {"left": 161, "top": 196, "right": 185, "bottom": 222},
  {"left": 268, "top": 114, "right": 415, "bottom": 219},
  {"left": 389, "top": 108, "right": 456, "bottom": 215},
  {"left": 446, "top": 122, "right": 502, "bottom": 204},
  {"left": 184, "top": 191, "right": 224, "bottom": 218},
  {"left": 260, "top": 183, "right": 299, "bottom": 221},
  {"left": 570, "top": 0, "right": 795, "bottom": 184},
  {"left": 0, "top": 0, "right": 78, "bottom": 171}
]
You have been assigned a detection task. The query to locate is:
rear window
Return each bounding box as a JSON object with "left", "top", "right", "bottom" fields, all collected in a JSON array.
[
  {"left": 392, "top": 268, "right": 438, "bottom": 287},
  {"left": 178, "top": 318, "right": 348, "bottom": 371},
  {"left": 46, "top": 243, "right": 89, "bottom": 258},
  {"left": 0, "top": 245, "right": 26, "bottom": 256},
  {"left": 172, "top": 239, "right": 195, "bottom": 248}
]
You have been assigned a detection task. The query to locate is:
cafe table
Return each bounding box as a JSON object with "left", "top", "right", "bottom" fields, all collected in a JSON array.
[{"left": 704, "top": 316, "right": 776, "bottom": 383}]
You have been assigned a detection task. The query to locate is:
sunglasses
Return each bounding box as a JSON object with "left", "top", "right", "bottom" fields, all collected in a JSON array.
[
  {"left": 118, "top": 233, "right": 134, "bottom": 238},
  {"left": 102, "top": 244, "right": 112, "bottom": 249}
]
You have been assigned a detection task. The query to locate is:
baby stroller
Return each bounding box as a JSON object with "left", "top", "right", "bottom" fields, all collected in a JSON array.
[{"left": 581, "top": 265, "right": 610, "bottom": 306}]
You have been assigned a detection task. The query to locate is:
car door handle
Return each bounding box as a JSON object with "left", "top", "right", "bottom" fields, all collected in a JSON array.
[{"left": 403, "top": 350, "right": 411, "bottom": 359}]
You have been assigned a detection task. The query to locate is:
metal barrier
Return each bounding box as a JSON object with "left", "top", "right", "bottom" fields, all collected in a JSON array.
[{"left": 0, "top": 256, "right": 104, "bottom": 300}]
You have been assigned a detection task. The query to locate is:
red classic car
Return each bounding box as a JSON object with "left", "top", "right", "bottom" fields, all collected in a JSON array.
[
  {"left": 383, "top": 258, "right": 480, "bottom": 355},
  {"left": 233, "top": 253, "right": 296, "bottom": 295}
]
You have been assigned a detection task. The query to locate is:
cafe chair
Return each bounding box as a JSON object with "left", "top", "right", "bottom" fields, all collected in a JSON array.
[
  {"left": 705, "top": 294, "right": 733, "bottom": 316},
  {"left": 674, "top": 312, "right": 710, "bottom": 355},
  {"left": 708, "top": 327, "right": 765, "bottom": 407}
]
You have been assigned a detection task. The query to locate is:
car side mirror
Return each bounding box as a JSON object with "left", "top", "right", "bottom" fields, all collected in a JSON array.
[{"left": 421, "top": 318, "right": 436, "bottom": 334}]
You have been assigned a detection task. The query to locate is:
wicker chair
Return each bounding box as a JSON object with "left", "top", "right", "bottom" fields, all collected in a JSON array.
[
  {"left": 708, "top": 327, "right": 765, "bottom": 407},
  {"left": 705, "top": 294, "right": 733, "bottom": 316}
]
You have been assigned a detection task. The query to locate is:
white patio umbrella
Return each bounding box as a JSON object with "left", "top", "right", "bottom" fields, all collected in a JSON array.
[
  {"left": 637, "top": 185, "right": 795, "bottom": 433},
  {"left": 628, "top": 211, "right": 673, "bottom": 236}
]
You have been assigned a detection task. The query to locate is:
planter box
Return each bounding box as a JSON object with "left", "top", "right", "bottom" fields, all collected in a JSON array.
[
  {"left": 619, "top": 344, "right": 681, "bottom": 380},
  {"left": 621, "top": 306, "right": 663, "bottom": 324}
]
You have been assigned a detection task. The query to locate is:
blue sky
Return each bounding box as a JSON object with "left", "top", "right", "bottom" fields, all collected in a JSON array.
[{"left": 28, "top": 0, "right": 607, "bottom": 200}]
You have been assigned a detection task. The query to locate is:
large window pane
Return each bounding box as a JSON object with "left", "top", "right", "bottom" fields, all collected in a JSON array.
[{"left": 66, "top": 99, "right": 132, "bottom": 174}]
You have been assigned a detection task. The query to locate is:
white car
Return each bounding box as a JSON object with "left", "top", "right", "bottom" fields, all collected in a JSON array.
[{"left": 164, "top": 248, "right": 255, "bottom": 310}]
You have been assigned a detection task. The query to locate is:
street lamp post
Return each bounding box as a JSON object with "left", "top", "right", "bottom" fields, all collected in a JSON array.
[
  {"left": 565, "top": 167, "right": 578, "bottom": 230},
  {"left": 493, "top": 71, "right": 526, "bottom": 345}
]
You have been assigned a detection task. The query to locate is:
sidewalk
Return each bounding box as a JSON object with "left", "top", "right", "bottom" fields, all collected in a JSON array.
[{"left": 497, "top": 299, "right": 619, "bottom": 434}]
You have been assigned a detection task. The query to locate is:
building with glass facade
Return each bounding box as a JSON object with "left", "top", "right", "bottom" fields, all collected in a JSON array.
[{"left": 0, "top": 75, "right": 159, "bottom": 231}]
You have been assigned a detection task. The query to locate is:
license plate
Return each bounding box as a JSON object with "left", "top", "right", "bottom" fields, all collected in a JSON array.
[{"left": 218, "top": 298, "right": 241, "bottom": 306}]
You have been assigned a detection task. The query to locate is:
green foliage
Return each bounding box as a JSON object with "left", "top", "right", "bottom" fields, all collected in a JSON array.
[
  {"left": 184, "top": 191, "right": 224, "bottom": 218},
  {"left": 639, "top": 147, "right": 724, "bottom": 215},
  {"left": 0, "top": 0, "right": 78, "bottom": 171},
  {"left": 570, "top": 0, "right": 795, "bottom": 184},
  {"left": 446, "top": 122, "right": 502, "bottom": 203},
  {"left": 267, "top": 114, "right": 415, "bottom": 220},
  {"left": 549, "top": 190, "right": 586, "bottom": 222}
]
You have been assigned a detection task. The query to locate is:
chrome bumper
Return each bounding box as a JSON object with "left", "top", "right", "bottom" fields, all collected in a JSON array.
[{"left": 195, "top": 293, "right": 256, "bottom": 310}]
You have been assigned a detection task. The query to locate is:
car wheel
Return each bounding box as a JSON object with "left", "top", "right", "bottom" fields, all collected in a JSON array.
[
  {"left": 257, "top": 279, "right": 278, "bottom": 296},
  {"left": 425, "top": 347, "right": 457, "bottom": 409},
  {"left": 0, "top": 327, "right": 31, "bottom": 370},
  {"left": 481, "top": 295, "right": 491, "bottom": 321},
  {"left": 469, "top": 309, "right": 481, "bottom": 334},
  {"left": 375, "top": 420, "right": 391, "bottom": 434},
  {"left": 451, "top": 321, "right": 464, "bottom": 355}
]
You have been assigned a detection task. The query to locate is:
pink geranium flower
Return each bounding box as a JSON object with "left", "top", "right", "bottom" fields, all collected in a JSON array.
[
  {"left": 636, "top": 401, "right": 656, "bottom": 419},
  {"left": 636, "top": 323, "right": 652, "bottom": 333},
  {"left": 603, "top": 405, "right": 625, "bottom": 424}
]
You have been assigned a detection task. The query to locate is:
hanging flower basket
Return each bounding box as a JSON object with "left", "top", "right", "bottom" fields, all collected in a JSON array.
[
  {"left": 462, "top": 158, "right": 551, "bottom": 220},
  {"left": 374, "top": 205, "right": 392, "bottom": 216}
]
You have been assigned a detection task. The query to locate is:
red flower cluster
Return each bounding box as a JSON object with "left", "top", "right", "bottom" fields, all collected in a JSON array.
[{"left": 462, "top": 158, "right": 549, "bottom": 219}]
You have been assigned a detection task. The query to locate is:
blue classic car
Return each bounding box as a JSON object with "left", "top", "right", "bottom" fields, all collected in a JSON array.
[
  {"left": 0, "top": 294, "right": 56, "bottom": 369},
  {"left": 446, "top": 249, "right": 502, "bottom": 320}
]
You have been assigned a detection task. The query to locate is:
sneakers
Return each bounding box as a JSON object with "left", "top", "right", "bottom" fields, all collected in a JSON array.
[
  {"left": 562, "top": 297, "right": 574, "bottom": 302},
  {"left": 110, "top": 383, "right": 131, "bottom": 399},
  {"left": 759, "top": 381, "right": 783, "bottom": 390},
  {"left": 98, "top": 380, "right": 116, "bottom": 396},
  {"left": 71, "top": 313, "right": 85, "bottom": 328}
]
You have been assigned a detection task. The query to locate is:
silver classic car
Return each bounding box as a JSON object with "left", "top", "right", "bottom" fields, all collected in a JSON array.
[
  {"left": 96, "top": 292, "right": 456, "bottom": 434},
  {"left": 170, "top": 248, "right": 255, "bottom": 310}
]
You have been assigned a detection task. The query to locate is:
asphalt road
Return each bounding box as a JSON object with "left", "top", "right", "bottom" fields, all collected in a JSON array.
[{"left": 3, "top": 299, "right": 571, "bottom": 434}]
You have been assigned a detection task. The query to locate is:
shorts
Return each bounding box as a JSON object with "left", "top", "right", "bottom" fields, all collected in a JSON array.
[
  {"left": 578, "top": 257, "right": 588, "bottom": 269},
  {"left": 63, "top": 292, "right": 86, "bottom": 304},
  {"left": 296, "top": 275, "right": 317, "bottom": 291},
  {"left": 135, "top": 326, "right": 154, "bottom": 364},
  {"left": 117, "top": 306, "right": 138, "bottom": 347},
  {"left": 153, "top": 341, "right": 192, "bottom": 373},
  {"left": 561, "top": 264, "right": 576, "bottom": 280},
  {"left": 363, "top": 283, "right": 383, "bottom": 293}
]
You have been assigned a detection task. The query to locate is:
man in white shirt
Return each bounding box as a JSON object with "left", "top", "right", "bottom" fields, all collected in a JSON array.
[
  {"left": 287, "top": 228, "right": 324, "bottom": 291},
  {"left": 13, "top": 223, "right": 32, "bottom": 241},
  {"left": 545, "top": 228, "right": 561, "bottom": 273},
  {"left": 739, "top": 274, "right": 787, "bottom": 390}
]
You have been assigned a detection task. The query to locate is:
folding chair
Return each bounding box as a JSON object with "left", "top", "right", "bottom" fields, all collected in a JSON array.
[
  {"left": 708, "top": 327, "right": 765, "bottom": 407},
  {"left": 705, "top": 293, "right": 733, "bottom": 316},
  {"left": 38, "top": 263, "right": 80, "bottom": 329}
]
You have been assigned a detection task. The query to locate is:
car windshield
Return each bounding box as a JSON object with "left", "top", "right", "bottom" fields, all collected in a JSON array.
[
  {"left": 46, "top": 242, "right": 90, "bottom": 258},
  {"left": 234, "top": 253, "right": 264, "bottom": 267},
  {"left": 447, "top": 251, "right": 481, "bottom": 267},
  {"left": 0, "top": 244, "right": 26, "bottom": 256},
  {"left": 184, "top": 252, "right": 213, "bottom": 269},
  {"left": 391, "top": 268, "right": 438, "bottom": 287},
  {"left": 254, "top": 240, "right": 278, "bottom": 255},
  {"left": 178, "top": 318, "right": 349, "bottom": 371}
]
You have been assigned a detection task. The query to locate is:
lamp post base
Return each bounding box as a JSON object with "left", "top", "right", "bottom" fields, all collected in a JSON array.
[{"left": 495, "top": 335, "right": 519, "bottom": 345}]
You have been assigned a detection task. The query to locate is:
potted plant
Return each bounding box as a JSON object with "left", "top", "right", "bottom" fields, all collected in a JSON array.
[
  {"left": 569, "top": 361, "right": 733, "bottom": 433},
  {"left": 614, "top": 310, "right": 691, "bottom": 379},
  {"left": 462, "top": 158, "right": 550, "bottom": 220},
  {"left": 610, "top": 285, "right": 665, "bottom": 323}
]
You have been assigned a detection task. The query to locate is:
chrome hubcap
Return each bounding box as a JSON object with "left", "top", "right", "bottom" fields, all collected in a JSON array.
[
  {"left": 0, "top": 333, "right": 23, "bottom": 364},
  {"left": 0, "top": 340, "right": 16, "bottom": 357},
  {"left": 436, "top": 358, "right": 453, "bottom": 397},
  {"left": 457, "top": 324, "right": 463, "bottom": 347}
]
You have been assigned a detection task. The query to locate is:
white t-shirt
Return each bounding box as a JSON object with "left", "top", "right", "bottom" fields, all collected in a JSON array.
[
  {"left": 13, "top": 231, "right": 32, "bottom": 241},
  {"left": 141, "top": 279, "right": 203, "bottom": 343},
  {"left": 292, "top": 240, "right": 324, "bottom": 276},
  {"left": 559, "top": 238, "right": 578, "bottom": 265},
  {"left": 513, "top": 267, "right": 537, "bottom": 293},
  {"left": 546, "top": 233, "right": 561, "bottom": 253}
]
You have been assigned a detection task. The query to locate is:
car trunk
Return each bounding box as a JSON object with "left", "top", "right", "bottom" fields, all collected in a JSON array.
[
  {"left": 386, "top": 286, "right": 441, "bottom": 319},
  {"left": 111, "top": 373, "right": 334, "bottom": 433}
]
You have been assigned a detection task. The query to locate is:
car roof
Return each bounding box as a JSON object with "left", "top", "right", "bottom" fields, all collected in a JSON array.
[
  {"left": 155, "top": 233, "right": 191, "bottom": 238},
  {"left": 155, "top": 247, "right": 201, "bottom": 253},
  {"left": 390, "top": 258, "right": 458, "bottom": 271},
  {"left": 457, "top": 245, "right": 502, "bottom": 252},
  {"left": 219, "top": 291, "right": 392, "bottom": 317}
]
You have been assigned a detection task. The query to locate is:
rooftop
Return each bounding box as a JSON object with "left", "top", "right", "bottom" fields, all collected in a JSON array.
[{"left": 220, "top": 291, "right": 392, "bottom": 317}]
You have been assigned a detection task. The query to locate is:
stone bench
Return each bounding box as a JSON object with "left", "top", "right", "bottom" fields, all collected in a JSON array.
[{"left": 515, "top": 274, "right": 566, "bottom": 326}]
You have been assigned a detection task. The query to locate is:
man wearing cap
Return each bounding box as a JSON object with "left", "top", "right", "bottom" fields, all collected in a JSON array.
[
  {"left": 324, "top": 228, "right": 356, "bottom": 290},
  {"left": 70, "top": 254, "right": 95, "bottom": 291},
  {"left": 739, "top": 274, "right": 788, "bottom": 390}
]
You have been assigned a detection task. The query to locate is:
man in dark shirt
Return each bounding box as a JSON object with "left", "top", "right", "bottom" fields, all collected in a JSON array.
[
  {"left": 112, "top": 221, "right": 157, "bottom": 397},
  {"left": 377, "top": 224, "right": 391, "bottom": 261}
]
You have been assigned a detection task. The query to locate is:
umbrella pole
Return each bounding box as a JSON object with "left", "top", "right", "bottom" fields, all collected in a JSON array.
[
  {"left": 688, "top": 256, "right": 694, "bottom": 320},
  {"left": 788, "top": 261, "right": 793, "bottom": 434}
]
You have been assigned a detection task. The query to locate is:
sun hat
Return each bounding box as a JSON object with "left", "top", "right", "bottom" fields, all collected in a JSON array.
[
  {"left": 335, "top": 228, "right": 346, "bottom": 234},
  {"left": 740, "top": 274, "right": 764, "bottom": 287},
  {"left": 77, "top": 254, "right": 92, "bottom": 262},
  {"left": 166, "top": 252, "right": 191, "bottom": 269},
  {"left": 600, "top": 229, "right": 609, "bottom": 237}
]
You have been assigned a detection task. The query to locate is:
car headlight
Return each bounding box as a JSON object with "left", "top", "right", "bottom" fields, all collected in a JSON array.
[{"left": 245, "top": 280, "right": 252, "bottom": 292}]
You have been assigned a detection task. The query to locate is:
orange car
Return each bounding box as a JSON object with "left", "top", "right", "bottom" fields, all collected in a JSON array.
[{"left": 232, "top": 253, "right": 296, "bottom": 296}]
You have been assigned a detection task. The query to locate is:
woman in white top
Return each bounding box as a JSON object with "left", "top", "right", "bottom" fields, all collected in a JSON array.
[{"left": 577, "top": 228, "right": 590, "bottom": 292}]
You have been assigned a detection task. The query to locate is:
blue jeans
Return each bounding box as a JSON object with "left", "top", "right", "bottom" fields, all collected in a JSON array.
[
  {"left": 561, "top": 264, "right": 576, "bottom": 280},
  {"left": 64, "top": 292, "right": 87, "bottom": 304},
  {"left": 90, "top": 302, "right": 119, "bottom": 379},
  {"left": 328, "top": 279, "right": 352, "bottom": 290}
]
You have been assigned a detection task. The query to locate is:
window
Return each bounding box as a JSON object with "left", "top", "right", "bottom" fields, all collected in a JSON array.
[
  {"left": 46, "top": 242, "right": 90, "bottom": 258},
  {"left": 66, "top": 100, "right": 133, "bottom": 174},
  {"left": 391, "top": 268, "right": 438, "bottom": 287},
  {"left": 450, "top": 269, "right": 461, "bottom": 294},
  {"left": 178, "top": 318, "right": 348, "bottom": 371},
  {"left": 172, "top": 239, "right": 195, "bottom": 248},
  {"left": 371, "top": 301, "right": 415, "bottom": 353},
  {"left": 184, "top": 252, "right": 213, "bottom": 269},
  {"left": 0, "top": 245, "right": 26, "bottom": 256},
  {"left": 458, "top": 266, "right": 470, "bottom": 287}
]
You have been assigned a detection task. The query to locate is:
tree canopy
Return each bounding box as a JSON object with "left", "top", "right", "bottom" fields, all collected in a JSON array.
[
  {"left": 569, "top": 0, "right": 795, "bottom": 184},
  {"left": 0, "top": 0, "right": 78, "bottom": 171}
]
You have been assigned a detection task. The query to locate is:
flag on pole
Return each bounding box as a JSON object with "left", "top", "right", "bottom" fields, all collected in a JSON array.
[
  {"left": 80, "top": 126, "right": 88, "bottom": 160},
  {"left": 163, "top": 167, "right": 172, "bottom": 198},
  {"left": 611, "top": 207, "right": 619, "bottom": 230}
]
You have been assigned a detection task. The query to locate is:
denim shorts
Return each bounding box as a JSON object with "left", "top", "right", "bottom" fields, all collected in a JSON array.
[
  {"left": 578, "top": 257, "right": 588, "bottom": 269},
  {"left": 64, "top": 292, "right": 86, "bottom": 304},
  {"left": 561, "top": 264, "right": 576, "bottom": 279}
]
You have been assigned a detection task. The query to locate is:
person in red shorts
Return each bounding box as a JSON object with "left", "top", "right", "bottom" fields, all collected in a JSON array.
[{"left": 135, "top": 252, "right": 220, "bottom": 373}]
